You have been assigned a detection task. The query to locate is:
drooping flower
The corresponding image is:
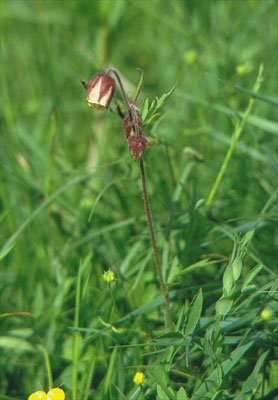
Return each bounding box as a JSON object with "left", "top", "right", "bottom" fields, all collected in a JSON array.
[
  {"left": 86, "top": 73, "right": 115, "bottom": 110},
  {"left": 133, "top": 371, "right": 146, "bottom": 385},
  {"left": 28, "top": 388, "right": 65, "bottom": 400}
]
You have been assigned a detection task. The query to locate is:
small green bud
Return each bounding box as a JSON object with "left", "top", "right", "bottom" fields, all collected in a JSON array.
[
  {"left": 261, "top": 309, "right": 272, "bottom": 321},
  {"left": 103, "top": 269, "right": 116, "bottom": 283},
  {"left": 184, "top": 50, "right": 197, "bottom": 64}
]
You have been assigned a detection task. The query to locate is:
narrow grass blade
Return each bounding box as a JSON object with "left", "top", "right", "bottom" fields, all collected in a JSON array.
[
  {"left": 206, "top": 64, "right": 264, "bottom": 209},
  {"left": 72, "top": 261, "right": 82, "bottom": 400},
  {"left": 0, "top": 172, "right": 96, "bottom": 259},
  {"left": 104, "top": 348, "right": 118, "bottom": 395},
  {"left": 216, "top": 76, "right": 278, "bottom": 107}
]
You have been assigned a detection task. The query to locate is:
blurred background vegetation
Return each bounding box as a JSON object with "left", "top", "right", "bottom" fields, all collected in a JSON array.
[{"left": 0, "top": 0, "right": 277, "bottom": 399}]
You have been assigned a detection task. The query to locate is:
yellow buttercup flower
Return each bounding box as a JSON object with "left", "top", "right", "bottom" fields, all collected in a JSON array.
[
  {"left": 28, "top": 388, "right": 65, "bottom": 400},
  {"left": 133, "top": 371, "right": 146, "bottom": 385}
]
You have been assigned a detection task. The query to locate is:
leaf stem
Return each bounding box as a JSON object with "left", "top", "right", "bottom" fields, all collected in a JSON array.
[{"left": 139, "top": 158, "right": 174, "bottom": 330}]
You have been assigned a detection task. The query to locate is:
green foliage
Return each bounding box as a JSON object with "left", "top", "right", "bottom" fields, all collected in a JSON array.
[
  {"left": 0, "top": 0, "right": 277, "bottom": 399},
  {"left": 140, "top": 85, "right": 176, "bottom": 124}
]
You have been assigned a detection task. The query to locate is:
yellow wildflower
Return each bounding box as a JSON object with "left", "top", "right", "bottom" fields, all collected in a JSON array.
[
  {"left": 28, "top": 388, "right": 65, "bottom": 400},
  {"left": 133, "top": 371, "right": 146, "bottom": 385}
]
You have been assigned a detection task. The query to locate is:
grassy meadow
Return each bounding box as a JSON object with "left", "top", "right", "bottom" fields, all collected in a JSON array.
[{"left": 1, "top": 0, "right": 278, "bottom": 399}]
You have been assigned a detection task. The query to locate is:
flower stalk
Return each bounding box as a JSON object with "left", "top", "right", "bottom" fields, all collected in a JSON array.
[
  {"left": 106, "top": 67, "right": 133, "bottom": 121},
  {"left": 83, "top": 67, "right": 174, "bottom": 330},
  {"left": 139, "top": 158, "right": 173, "bottom": 329}
]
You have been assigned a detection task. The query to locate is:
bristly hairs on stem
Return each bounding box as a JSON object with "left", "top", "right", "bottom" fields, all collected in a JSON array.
[{"left": 139, "top": 158, "right": 174, "bottom": 329}]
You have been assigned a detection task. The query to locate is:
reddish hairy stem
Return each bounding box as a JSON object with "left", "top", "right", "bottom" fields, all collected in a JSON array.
[
  {"left": 106, "top": 67, "right": 133, "bottom": 122},
  {"left": 105, "top": 68, "right": 173, "bottom": 329},
  {"left": 139, "top": 158, "right": 174, "bottom": 330}
]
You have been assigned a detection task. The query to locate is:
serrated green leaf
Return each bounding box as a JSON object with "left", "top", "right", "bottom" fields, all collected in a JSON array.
[
  {"left": 183, "top": 289, "right": 203, "bottom": 336},
  {"left": 177, "top": 387, "right": 188, "bottom": 400},
  {"left": 241, "top": 264, "right": 263, "bottom": 290}
]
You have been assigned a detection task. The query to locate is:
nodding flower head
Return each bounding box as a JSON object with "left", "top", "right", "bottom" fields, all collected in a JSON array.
[
  {"left": 86, "top": 73, "right": 115, "bottom": 110},
  {"left": 127, "top": 134, "right": 148, "bottom": 161}
]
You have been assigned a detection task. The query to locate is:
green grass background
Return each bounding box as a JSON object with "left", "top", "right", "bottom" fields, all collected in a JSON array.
[{"left": 0, "top": 0, "right": 277, "bottom": 399}]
